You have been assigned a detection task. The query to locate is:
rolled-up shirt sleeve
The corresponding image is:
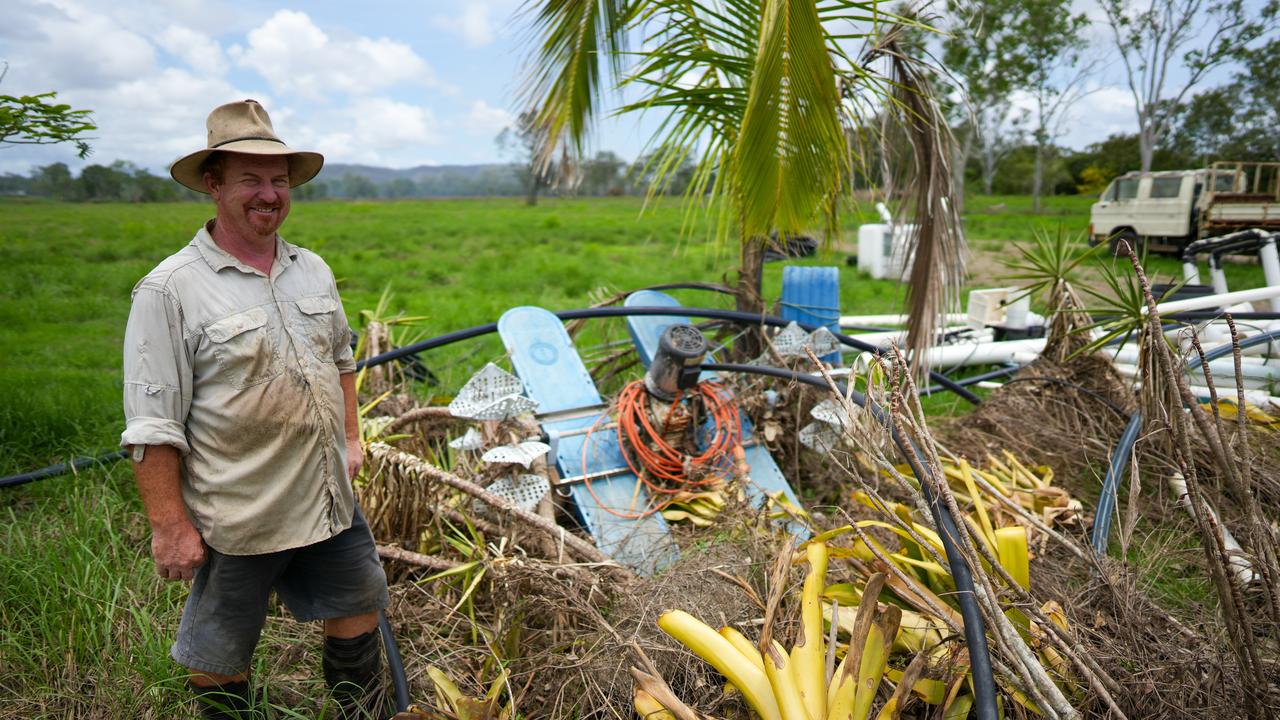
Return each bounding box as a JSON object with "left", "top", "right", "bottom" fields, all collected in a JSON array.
[{"left": 121, "top": 283, "right": 193, "bottom": 453}]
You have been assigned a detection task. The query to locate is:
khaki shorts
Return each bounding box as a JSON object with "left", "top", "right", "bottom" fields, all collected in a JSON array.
[{"left": 171, "top": 506, "right": 389, "bottom": 676}]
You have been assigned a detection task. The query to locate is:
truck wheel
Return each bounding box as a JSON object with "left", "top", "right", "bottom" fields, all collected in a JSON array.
[{"left": 1109, "top": 231, "right": 1141, "bottom": 258}]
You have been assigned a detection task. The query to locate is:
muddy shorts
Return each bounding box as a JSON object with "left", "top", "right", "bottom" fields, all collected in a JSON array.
[{"left": 170, "top": 506, "right": 389, "bottom": 676}]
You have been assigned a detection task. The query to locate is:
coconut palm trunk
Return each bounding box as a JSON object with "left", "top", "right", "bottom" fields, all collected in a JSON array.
[{"left": 735, "top": 235, "right": 769, "bottom": 357}]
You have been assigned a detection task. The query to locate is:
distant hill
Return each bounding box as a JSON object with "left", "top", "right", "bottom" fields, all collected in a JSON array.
[
  {"left": 321, "top": 163, "right": 511, "bottom": 184},
  {"left": 309, "top": 162, "right": 526, "bottom": 198}
]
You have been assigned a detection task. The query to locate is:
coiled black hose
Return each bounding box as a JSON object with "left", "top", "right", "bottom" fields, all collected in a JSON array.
[{"left": 703, "top": 362, "right": 999, "bottom": 720}]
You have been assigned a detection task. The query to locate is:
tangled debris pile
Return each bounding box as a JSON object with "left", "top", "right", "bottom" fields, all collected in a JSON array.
[{"left": 350, "top": 253, "right": 1280, "bottom": 719}]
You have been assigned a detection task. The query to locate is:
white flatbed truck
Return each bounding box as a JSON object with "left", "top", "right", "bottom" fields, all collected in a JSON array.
[{"left": 1090, "top": 161, "right": 1280, "bottom": 254}]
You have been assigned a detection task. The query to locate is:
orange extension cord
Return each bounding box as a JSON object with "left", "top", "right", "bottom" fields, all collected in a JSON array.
[{"left": 580, "top": 379, "right": 742, "bottom": 519}]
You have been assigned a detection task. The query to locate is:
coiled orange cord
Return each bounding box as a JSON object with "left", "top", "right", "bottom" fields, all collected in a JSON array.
[{"left": 580, "top": 379, "right": 742, "bottom": 518}]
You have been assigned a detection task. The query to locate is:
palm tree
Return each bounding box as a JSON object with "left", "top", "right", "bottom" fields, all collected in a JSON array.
[{"left": 518, "top": 0, "right": 964, "bottom": 367}]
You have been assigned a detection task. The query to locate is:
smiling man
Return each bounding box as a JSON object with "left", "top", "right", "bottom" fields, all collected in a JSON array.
[{"left": 121, "top": 100, "right": 389, "bottom": 719}]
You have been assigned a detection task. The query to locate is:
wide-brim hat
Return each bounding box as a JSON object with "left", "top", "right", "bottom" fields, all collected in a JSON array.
[{"left": 170, "top": 99, "right": 323, "bottom": 194}]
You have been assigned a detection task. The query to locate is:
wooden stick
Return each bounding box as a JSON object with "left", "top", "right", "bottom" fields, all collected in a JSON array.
[
  {"left": 383, "top": 406, "right": 456, "bottom": 435},
  {"left": 369, "top": 443, "right": 633, "bottom": 578},
  {"left": 376, "top": 544, "right": 464, "bottom": 572}
]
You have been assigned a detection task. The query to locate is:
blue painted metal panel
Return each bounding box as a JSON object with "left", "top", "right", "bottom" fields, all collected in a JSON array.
[
  {"left": 780, "top": 266, "right": 841, "bottom": 364},
  {"left": 623, "top": 290, "right": 805, "bottom": 524},
  {"left": 498, "top": 306, "right": 678, "bottom": 574}
]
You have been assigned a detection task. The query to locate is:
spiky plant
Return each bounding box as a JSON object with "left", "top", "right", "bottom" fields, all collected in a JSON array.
[{"left": 1000, "top": 225, "right": 1100, "bottom": 362}]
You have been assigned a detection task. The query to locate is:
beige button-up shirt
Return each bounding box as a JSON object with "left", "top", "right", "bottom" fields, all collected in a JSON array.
[{"left": 121, "top": 223, "right": 358, "bottom": 555}]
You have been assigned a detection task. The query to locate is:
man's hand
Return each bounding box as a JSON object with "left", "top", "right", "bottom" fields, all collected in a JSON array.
[
  {"left": 151, "top": 518, "right": 207, "bottom": 581},
  {"left": 131, "top": 444, "right": 205, "bottom": 581},
  {"left": 346, "top": 437, "right": 364, "bottom": 480}
]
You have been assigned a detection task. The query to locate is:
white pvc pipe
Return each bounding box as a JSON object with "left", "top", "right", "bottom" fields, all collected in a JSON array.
[
  {"left": 1187, "top": 385, "right": 1280, "bottom": 409},
  {"left": 840, "top": 313, "right": 969, "bottom": 327},
  {"left": 1169, "top": 473, "right": 1255, "bottom": 586},
  {"left": 852, "top": 337, "right": 1043, "bottom": 372},
  {"left": 843, "top": 325, "right": 985, "bottom": 349},
  {"left": 1260, "top": 241, "right": 1280, "bottom": 312},
  {"left": 1210, "top": 265, "right": 1230, "bottom": 295},
  {"left": 1113, "top": 363, "right": 1276, "bottom": 390},
  {"left": 922, "top": 338, "right": 1047, "bottom": 368},
  {"left": 1152, "top": 285, "right": 1280, "bottom": 315},
  {"left": 1107, "top": 344, "right": 1276, "bottom": 369},
  {"left": 1182, "top": 261, "right": 1202, "bottom": 285}
]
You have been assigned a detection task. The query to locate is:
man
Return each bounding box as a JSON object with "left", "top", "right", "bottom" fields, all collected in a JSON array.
[{"left": 121, "top": 99, "right": 389, "bottom": 718}]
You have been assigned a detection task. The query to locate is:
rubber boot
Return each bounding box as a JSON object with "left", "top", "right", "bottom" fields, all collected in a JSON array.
[
  {"left": 190, "top": 679, "right": 253, "bottom": 719},
  {"left": 323, "top": 629, "right": 386, "bottom": 719}
]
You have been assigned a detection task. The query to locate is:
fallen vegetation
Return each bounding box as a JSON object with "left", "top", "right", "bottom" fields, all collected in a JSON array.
[{"left": 352, "top": 243, "right": 1280, "bottom": 719}]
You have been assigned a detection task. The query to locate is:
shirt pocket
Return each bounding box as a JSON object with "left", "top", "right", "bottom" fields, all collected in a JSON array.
[
  {"left": 204, "top": 307, "right": 280, "bottom": 388},
  {"left": 294, "top": 295, "right": 338, "bottom": 363}
]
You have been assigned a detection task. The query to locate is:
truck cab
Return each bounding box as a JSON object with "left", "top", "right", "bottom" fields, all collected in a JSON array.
[
  {"left": 1090, "top": 162, "right": 1279, "bottom": 254},
  {"left": 1090, "top": 170, "right": 1202, "bottom": 254}
]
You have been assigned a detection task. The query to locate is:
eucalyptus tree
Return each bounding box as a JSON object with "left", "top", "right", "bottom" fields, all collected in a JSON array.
[
  {"left": 941, "top": 0, "right": 1026, "bottom": 198},
  {"left": 1099, "top": 0, "right": 1278, "bottom": 171},
  {"left": 1008, "top": 0, "right": 1094, "bottom": 212},
  {"left": 517, "top": 0, "right": 963, "bottom": 366}
]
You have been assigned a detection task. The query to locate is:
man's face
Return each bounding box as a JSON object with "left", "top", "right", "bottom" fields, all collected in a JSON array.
[{"left": 206, "top": 153, "right": 291, "bottom": 241}]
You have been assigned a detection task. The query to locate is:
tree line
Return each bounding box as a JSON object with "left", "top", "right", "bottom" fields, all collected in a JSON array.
[
  {"left": 0, "top": 149, "right": 697, "bottom": 203},
  {"left": 3, "top": 0, "right": 1274, "bottom": 208},
  {"left": 937, "top": 0, "right": 1277, "bottom": 210}
]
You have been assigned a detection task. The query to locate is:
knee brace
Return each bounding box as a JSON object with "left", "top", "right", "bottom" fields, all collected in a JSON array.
[
  {"left": 323, "top": 628, "right": 384, "bottom": 711},
  {"left": 190, "top": 679, "right": 253, "bottom": 719}
]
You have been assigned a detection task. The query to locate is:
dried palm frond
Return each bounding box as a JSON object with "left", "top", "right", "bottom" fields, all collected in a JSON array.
[{"left": 862, "top": 31, "right": 966, "bottom": 378}]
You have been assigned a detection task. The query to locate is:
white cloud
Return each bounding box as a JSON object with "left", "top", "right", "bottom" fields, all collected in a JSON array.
[
  {"left": 72, "top": 67, "right": 263, "bottom": 169},
  {"left": 1, "top": 0, "right": 156, "bottom": 92},
  {"left": 433, "top": 4, "right": 496, "bottom": 47},
  {"left": 466, "top": 100, "right": 513, "bottom": 136},
  {"left": 0, "top": 1, "right": 598, "bottom": 173},
  {"left": 1060, "top": 84, "right": 1137, "bottom": 149},
  {"left": 1004, "top": 82, "right": 1138, "bottom": 150},
  {"left": 286, "top": 98, "right": 440, "bottom": 168},
  {"left": 355, "top": 98, "right": 439, "bottom": 146},
  {"left": 229, "top": 10, "right": 435, "bottom": 100},
  {"left": 157, "top": 25, "right": 228, "bottom": 77}
]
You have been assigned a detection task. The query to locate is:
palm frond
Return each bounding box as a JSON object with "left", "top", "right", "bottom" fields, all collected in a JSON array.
[
  {"left": 517, "top": 0, "right": 633, "bottom": 169},
  {"left": 732, "top": 0, "right": 848, "bottom": 239},
  {"left": 620, "top": 0, "right": 760, "bottom": 241},
  {"left": 865, "top": 33, "right": 966, "bottom": 377}
]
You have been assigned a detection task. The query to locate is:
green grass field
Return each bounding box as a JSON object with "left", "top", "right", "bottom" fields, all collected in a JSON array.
[{"left": 0, "top": 194, "right": 1267, "bottom": 717}]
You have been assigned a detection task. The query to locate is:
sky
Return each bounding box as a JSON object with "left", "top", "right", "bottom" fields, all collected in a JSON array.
[{"left": 0, "top": 0, "right": 1243, "bottom": 177}]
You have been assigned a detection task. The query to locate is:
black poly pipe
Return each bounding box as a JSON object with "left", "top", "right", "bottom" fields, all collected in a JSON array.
[
  {"left": 1162, "top": 311, "right": 1280, "bottom": 322},
  {"left": 1180, "top": 228, "right": 1270, "bottom": 264},
  {"left": 1090, "top": 328, "right": 1280, "bottom": 555},
  {"left": 922, "top": 365, "right": 1019, "bottom": 394},
  {"left": 378, "top": 610, "right": 411, "bottom": 713},
  {"left": 1091, "top": 414, "right": 1142, "bottom": 556},
  {"left": 703, "top": 362, "right": 999, "bottom": 720},
  {"left": 0, "top": 450, "right": 128, "bottom": 489},
  {"left": 356, "top": 306, "right": 984, "bottom": 403},
  {"left": 4, "top": 306, "right": 980, "bottom": 487}
]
